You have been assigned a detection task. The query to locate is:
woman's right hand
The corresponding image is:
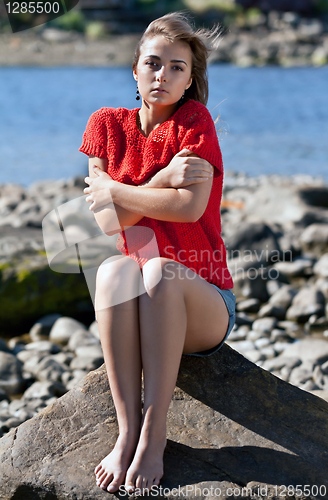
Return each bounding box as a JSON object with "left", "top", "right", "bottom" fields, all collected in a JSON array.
[{"left": 142, "top": 149, "right": 213, "bottom": 189}]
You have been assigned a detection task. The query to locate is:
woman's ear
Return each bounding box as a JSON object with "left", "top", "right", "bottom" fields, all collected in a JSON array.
[
  {"left": 133, "top": 70, "right": 138, "bottom": 82},
  {"left": 186, "top": 77, "right": 192, "bottom": 90}
]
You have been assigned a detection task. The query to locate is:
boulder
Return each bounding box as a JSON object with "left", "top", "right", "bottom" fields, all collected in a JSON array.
[
  {"left": 314, "top": 253, "right": 328, "bottom": 279},
  {"left": 286, "top": 286, "right": 326, "bottom": 322},
  {"left": 0, "top": 345, "right": 328, "bottom": 499},
  {"left": 300, "top": 224, "right": 328, "bottom": 256},
  {"left": 49, "top": 317, "right": 87, "bottom": 345},
  {"left": 0, "top": 352, "right": 24, "bottom": 396}
]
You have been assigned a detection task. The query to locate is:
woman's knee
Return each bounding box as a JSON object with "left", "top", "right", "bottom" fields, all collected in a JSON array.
[
  {"left": 142, "top": 258, "right": 184, "bottom": 298},
  {"left": 96, "top": 256, "right": 143, "bottom": 302}
]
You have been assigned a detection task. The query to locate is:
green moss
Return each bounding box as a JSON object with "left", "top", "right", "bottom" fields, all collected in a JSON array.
[{"left": 0, "top": 260, "right": 93, "bottom": 335}]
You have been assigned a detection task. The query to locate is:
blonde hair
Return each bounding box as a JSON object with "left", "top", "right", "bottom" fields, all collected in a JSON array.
[{"left": 132, "top": 12, "right": 222, "bottom": 106}]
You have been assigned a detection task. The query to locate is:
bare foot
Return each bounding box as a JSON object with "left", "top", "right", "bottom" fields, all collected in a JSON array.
[
  {"left": 124, "top": 425, "right": 167, "bottom": 493},
  {"left": 94, "top": 432, "right": 139, "bottom": 492}
]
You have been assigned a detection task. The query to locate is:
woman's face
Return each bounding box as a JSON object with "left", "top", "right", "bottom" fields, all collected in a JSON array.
[{"left": 133, "top": 35, "right": 193, "bottom": 107}]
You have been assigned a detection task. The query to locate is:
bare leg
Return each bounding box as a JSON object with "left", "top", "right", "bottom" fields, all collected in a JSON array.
[
  {"left": 94, "top": 256, "right": 145, "bottom": 492},
  {"left": 125, "top": 258, "right": 230, "bottom": 492}
]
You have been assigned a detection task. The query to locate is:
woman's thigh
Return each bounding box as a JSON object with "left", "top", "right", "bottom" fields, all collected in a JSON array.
[{"left": 142, "top": 257, "right": 233, "bottom": 355}]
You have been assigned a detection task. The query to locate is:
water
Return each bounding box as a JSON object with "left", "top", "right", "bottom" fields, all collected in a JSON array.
[{"left": 0, "top": 65, "right": 327, "bottom": 186}]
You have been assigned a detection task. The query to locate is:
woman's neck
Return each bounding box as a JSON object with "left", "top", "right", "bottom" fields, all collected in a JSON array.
[{"left": 138, "top": 101, "right": 178, "bottom": 137}]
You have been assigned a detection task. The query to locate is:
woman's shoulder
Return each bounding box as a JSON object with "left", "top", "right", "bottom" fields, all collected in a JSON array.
[
  {"left": 176, "top": 100, "right": 213, "bottom": 126},
  {"left": 88, "top": 106, "right": 132, "bottom": 123}
]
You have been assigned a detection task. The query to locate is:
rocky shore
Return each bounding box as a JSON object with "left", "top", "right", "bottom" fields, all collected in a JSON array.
[
  {"left": 1, "top": 9, "right": 328, "bottom": 67},
  {"left": 1, "top": 170, "right": 328, "bottom": 439}
]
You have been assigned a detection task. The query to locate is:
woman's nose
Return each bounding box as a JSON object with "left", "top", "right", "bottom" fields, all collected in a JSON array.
[{"left": 156, "top": 66, "right": 167, "bottom": 82}]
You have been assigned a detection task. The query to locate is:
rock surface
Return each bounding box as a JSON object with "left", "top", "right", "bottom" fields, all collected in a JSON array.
[{"left": 0, "top": 346, "right": 328, "bottom": 500}]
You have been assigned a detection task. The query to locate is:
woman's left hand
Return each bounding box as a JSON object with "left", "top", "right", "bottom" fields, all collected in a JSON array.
[{"left": 84, "top": 165, "right": 115, "bottom": 211}]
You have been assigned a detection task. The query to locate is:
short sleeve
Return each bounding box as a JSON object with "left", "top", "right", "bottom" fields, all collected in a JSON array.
[
  {"left": 178, "top": 103, "right": 223, "bottom": 177},
  {"left": 79, "top": 108, "right": 108, "bottom": 159}
]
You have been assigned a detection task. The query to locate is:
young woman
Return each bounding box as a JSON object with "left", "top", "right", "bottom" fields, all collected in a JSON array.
[{"left": 80, "top": 12, "right": 235, "bottom": 494}]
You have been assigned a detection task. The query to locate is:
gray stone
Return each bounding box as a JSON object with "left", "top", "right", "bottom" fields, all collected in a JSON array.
[
  {"left": 0, "top": 390, "right": 10, "bottom": 403},
  {"left": 300, "top": 224, "right": 328, "bottom": 255},
  {"left": 268, "top": 284, "right": 298, "bottom": 308},
  {"left": 0, "top": 352, "right": 24, "bottom": 396},
  {"left": 29, "top": 313, "right": 62, "bottom": 341},
  {"left": 235, "top": 311, "right": 254, "bottom": 326},
  {"left": 252, "top": 317, "right": 277, "bottom": 334},
  {"left": 274, "top": 341, "right": 294, "bottom": 354},
  {"left": 315, "top": 277, "right": 328, "bottom": 300},
  {"left": 52, "top": 352, "right": 74, "bottom": 366},
  {"left": 68, "top": 329, "right": 101, "bottom": 352},
  {"left": 49, "top": 317, "right": 88, "bottom": 344},
  {"left": 25, "top": 341, "right": 61, "bottom": 354},
  {"left": 89, "top": 320, "right": 100, "bottom": 339},
  {"left": 21, "top": 352, "right": 48, "bottom": 375},
  {"left": 262, "top": 355, "right": 302, "bottom": 372},
  {"left": 254, "top": 337, "right": 272, "bottom": 350},
  {"left": 277, "top": 320, "right": 304, "bottom": 337},
  {"left": 70, "top": 356, "right": 104, "bottom": 372},
  {"left": 224, "top": 221, "right": 281, "bottom": 258},
  {"left": 247, "top": 329, "right": 268, "bottom": 342},
  {"left": 283, "top": 339, "right": 328, "bottom": 365},
  {"left": 270, "top": 328, "right": 293, "bottom": 343},
  {"left": 227, "top": 327, "right": 248, "bottom": 342},
  {"left": 75, "top": 344, "right": 103, "bottom": 359},
  {"left": 260, "top": 346, "right": 276, "bottom": 360},
  {"left": 286, "top": 286, "right": 326, "bottom": 323},
  {"left": 244, "top": 349, "right": 264, "bottom": 364},
  {"left": 22, "top": 381, "right": 66, "bottom": 401},
  {"left": 289, "top": 364, "right": 314, "bottom": 386},
  {"left": 1, "top": 348, "right": 328, "bottom": 499},
  {"left": 225, "top": 339, "right": 254, "bottom": 354},
  {"left": 257, "top": 303, "right": 286, "bottom": 320},
  {"left": 229, "top": 262, "right": 270, "bottom": 303},
  {"left": 313, "top": 253, "right": 328, "bottom": 278},
  {"left": 34, "top": 357, "right": 66, "bottom": 383},
  {"left": 236, "top": 298, "right": 260, "bottom": 313},
  {"left": 273, "top": 258, "right": 314, "bottom": 278}
]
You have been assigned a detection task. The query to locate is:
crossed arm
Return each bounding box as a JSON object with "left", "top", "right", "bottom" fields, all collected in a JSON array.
[{"left": 84, "top": 150, "right": 214, "bottom": 234}]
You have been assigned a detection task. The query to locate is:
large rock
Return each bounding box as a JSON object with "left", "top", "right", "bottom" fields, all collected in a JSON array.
[
  {"left": 0, "top": 352, "right": 24, "bottom": 396},
  {"left": 0, "top": 345, "right": 328, "bottom": 499},
  {"left": 286, "top": 285, "right": 326, "bottom": 322}
]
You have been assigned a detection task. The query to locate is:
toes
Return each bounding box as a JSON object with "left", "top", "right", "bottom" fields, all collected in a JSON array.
[
  {"left": 153, "top": 476, "right": 161, "bottom": 487},
  {"left": 96, "top": 471, "right": 107, "bottom": 485},
  {"left": 94, "top": 463, "right": 103, "bottom": 475},
  {"left": 99, "top": 473, "right": 113, "bottom": 489},
  {"left": 107, "top": 474, "right": 124, "bottom": 493}
]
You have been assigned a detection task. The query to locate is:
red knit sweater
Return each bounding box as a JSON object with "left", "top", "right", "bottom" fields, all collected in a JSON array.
[{"left": 79, "top": 100, "right": 233, "bottom": 289}]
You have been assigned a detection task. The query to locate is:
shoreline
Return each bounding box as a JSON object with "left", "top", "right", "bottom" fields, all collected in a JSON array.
[{"left": 1, "top": 11, "right": 328, "bottom": 68}]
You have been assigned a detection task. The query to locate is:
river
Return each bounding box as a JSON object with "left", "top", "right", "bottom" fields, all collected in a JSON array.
[{"left": 0, "top": 64, "right": 327, "bottom": 186}]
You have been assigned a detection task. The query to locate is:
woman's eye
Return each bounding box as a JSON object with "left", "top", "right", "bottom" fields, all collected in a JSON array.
[
  {"left": 173, "top": 66, "right": 183, "bottom": 71},
  {"left": 146, "top": 61, "right": 157, "bottom": 67}
]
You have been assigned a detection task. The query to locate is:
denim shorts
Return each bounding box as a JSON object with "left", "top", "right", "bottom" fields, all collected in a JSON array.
[{"left": 184, "top": 286, "right": 236, "bottom": 358}]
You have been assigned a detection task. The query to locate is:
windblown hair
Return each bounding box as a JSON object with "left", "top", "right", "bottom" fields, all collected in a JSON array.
[{"left": 132, "top": 12, "right": 222, "bottom": 106}]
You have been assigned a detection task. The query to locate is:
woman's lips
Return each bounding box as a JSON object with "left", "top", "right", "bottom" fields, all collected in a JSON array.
[{"left": 152, "top": 88, "right": 168, "bottom": 93}]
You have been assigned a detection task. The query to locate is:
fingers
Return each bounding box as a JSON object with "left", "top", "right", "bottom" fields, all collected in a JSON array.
[{"left": 175, "top": 148, "right": 193, "bottom": 157}]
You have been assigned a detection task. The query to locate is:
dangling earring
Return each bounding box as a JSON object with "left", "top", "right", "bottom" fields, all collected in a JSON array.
[
  {"left": 180, "top": 90, "right": 185, "bottom": 103},
  {"left": 136, "top": 85, "right": 140, "bottom": 101}
]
